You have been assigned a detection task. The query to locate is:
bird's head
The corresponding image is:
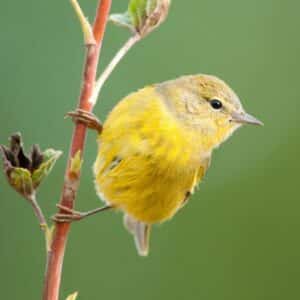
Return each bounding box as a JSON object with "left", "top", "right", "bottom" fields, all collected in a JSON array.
[
  {"left": 157, "top": 74, "right": 263, "bottom": 150},
  {"left": 194, "top": 74, "right": 262, "bottom": 125},
  {"left": 181, "top": 74, "right": 263, "bottom": 149}
]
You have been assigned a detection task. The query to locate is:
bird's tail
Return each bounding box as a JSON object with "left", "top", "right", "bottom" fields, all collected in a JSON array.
[{"left": 123, "top": 214, "right": 151, "bottom": 256}]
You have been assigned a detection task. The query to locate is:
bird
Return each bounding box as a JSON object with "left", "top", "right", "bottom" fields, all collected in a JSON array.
[{"left": 60, "top": 74, "right": 263, "bottom": 256}]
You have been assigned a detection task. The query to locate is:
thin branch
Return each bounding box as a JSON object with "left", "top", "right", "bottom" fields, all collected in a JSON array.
[
  {"left": 88, "top": 0, "right": 172, "bottom": 105},
  {"left": 70, "top": 0, "right": 96, "bottom": 45},
  {"left": 26, "top": 193, "right": 47, "bottom": 227},
  {"left": 89, "top": 34, "right": 141, "bottom": 105},
  {"left": 42, "top": 1, "right": 112, "bottom": 299},
  {"left": 26, "top": 193, "right": 53, "bottom": 254}
]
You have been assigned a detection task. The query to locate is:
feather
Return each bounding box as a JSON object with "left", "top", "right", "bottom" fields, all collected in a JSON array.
[{"left": 124, "top": 214, "right": 151, "bottom": 256}]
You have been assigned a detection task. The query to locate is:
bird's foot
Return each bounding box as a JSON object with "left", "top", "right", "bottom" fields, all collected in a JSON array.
[
  {"left": 66, "top": 109, "right": 103, "bottom": 133},
  {"left": 52, "top": 204, "right": 112, "bottom": 223}
]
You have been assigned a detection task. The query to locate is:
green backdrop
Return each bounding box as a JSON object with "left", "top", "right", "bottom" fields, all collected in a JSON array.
[{"left": 1, "top": 1, "right": 299, "bottom": 299}]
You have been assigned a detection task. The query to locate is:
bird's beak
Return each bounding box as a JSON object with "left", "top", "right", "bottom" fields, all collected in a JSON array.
[{"left": 230, "top": 111, "right": 264, "bottom": 126}]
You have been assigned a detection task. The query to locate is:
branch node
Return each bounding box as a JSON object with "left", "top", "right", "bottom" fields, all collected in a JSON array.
[{"left": 40, "top": 223, "right": 48, "bottom": 231}]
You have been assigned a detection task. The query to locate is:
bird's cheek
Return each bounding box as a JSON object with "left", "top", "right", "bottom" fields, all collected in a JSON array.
[{"left": 215, "top": 117, "right": 229, "bottom": 128}]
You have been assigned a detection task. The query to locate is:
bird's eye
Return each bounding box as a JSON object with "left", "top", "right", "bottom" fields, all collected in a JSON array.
[{"left": 210, "top": 99, "right": 223, "bottom": 110}]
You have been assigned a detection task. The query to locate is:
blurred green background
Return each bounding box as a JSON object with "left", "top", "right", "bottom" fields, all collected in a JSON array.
[{"left": 1, "top": 0, "right": 299, "bottom": 299}]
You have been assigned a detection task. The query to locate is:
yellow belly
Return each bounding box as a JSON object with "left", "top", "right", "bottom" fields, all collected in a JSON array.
[{"left": 93, "top": 87, "right": 205, "bottom": 224}]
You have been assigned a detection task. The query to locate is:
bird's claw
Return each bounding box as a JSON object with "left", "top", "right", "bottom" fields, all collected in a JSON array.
[
  {"left": 52, "top": 204, "right": 112, "bottom": 223},
  {"left": 65, "top": 109, "right": 103, "bottom": 133},
  {"left": 52, "top": 204, "right": 86, "bottom": 223}
]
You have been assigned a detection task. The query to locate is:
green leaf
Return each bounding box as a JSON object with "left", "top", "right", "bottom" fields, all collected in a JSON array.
[
  {"left": 9, "top": 167, "right": 33, "bottom": 197},
  {"left": 32, "top": 149, "right": 62, "bottom": 188},
  {"left": 109, "top": 12, "right": 134, "bottom": 31},
  {"left": 146, "top": 0, "right": 158, "bottom": 15},
  {"left": 128, "top": 0, "right": 147, "bottom": 29},
  {"left": 109, "top": 0, "right": 171, "bottom": 37}
]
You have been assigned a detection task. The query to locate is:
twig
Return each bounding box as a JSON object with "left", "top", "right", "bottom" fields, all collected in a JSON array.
[
  {"left": 70, "top": 0, "right": 96, "bottom": 45},
  {"left": 89, "top": 34, "right": 141, "bottom": 105},
  {"left": 26, "top": 193, "right": 54, "bottom": 254},
  {"left": 26, "top": 193, "right": 47, "bottom": 227},
  {"left": 42, "top": 1, "right": 112, "bottom": 299}
]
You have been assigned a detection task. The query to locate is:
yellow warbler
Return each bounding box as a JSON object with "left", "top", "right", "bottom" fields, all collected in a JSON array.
[{"left": 93, "top": 74, "right": 262, "bottom": 256}]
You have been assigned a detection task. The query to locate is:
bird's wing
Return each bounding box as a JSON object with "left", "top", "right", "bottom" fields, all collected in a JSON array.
[{"left": 179, "top": 155, "right": 211, "bottom": 209}]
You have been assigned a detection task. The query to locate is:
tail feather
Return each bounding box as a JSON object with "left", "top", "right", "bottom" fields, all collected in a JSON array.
[{"left": 124, "top": 214, "right": 151, "bottom": 256}]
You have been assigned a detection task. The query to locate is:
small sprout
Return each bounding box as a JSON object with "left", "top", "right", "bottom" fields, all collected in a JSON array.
[
  {"left": 45, "top": 225, "right": 55, "bottom": 252},
  {"left": 8, "top": 167, "right": 33, "bottom": 197},
  {"left": 66, "top": 291, "right": 79, "bottom": 300},
  {"left": 110, "top": 0, "right": 171, "bottom": 38},
  {"left": 0, "top": 133, "right": 62, "bottom": 198},
  {"left": 70, "top": 0, "right": 96, "bottom": 45},
  {"left": 69, "top": 150, "right": 83, "bottom": 179},
  {"left": 32, "top": 148, "right": 63, "bottom": 188}
]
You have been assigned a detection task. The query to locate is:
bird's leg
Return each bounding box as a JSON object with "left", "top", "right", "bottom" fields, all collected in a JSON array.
[
  {"left": 52, "top": 204, "right": 112, "bottom": 223},
  {"left": 66, "top": 109, "right": 103, "bottom": 133}
]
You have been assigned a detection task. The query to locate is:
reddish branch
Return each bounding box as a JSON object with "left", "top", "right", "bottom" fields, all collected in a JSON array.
[{"left": 42, "top": 1, "right": 112, "bottom": 299}]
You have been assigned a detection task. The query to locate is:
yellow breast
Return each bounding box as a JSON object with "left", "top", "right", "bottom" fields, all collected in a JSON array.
[{"left": 94, "top": 86, "right": 207, "bottom": 223}]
